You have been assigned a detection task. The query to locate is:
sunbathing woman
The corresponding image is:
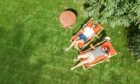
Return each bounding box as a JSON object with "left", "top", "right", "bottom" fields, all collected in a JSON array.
[
  {"left": 70, "top": 46, "right": 111, "bottom": 70},
  {"left": 65, "top": 24, "right": 98, "bottom": 51}
]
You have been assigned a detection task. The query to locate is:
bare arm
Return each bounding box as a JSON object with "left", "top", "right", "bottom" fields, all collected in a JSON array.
[{"left": 104, "top": 52, "right": 111, "bottom": 62}]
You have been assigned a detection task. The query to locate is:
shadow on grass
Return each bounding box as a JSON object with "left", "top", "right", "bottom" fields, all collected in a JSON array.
[
  {"left": 64, "top": 8, "right": 78, "bottom": 17},
  {"left": 0, "top": 23, "right": 46, "bottom": 84},
  {"left": 127, "top": 23, "right": 140, "bottom": 60}
]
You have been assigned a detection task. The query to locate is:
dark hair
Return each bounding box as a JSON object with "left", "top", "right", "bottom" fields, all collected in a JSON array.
[
  {"left": 92, "top": 24, "right": 96, "bottom": 28},
  {"left": 104, "top": 46, "right": 110, "bottom": 53}
]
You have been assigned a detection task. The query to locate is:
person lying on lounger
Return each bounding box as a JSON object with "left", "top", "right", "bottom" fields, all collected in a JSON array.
[
  {"left": 65, "top": 24, "right": 98, "bottom": 51},
  {"left": 70, "top": 46, "right": 111, "bottom": 70}
]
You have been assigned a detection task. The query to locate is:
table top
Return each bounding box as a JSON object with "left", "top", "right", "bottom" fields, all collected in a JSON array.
[{"left": 59, "top": 11, "right": 76, "bottom": 28}]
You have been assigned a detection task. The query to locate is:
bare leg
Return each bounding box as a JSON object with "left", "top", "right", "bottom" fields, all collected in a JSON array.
[
  {"left": 74, "top": 45, "right": 80, "bottom": 50},
  {"left": 71, "top": 61, "right": 87, "bottom": 70},
  {"left": 74, "top": 40, "right": 84, "bottom": 51},
  {"left": 65, "top": 40, "right": 77, "bottom": 51},
  {"left": 74, "top": 53, "right": 90, "bottom": 61},
  {"left": 65, "top": 37, "right": 81, "bottom": 51}
]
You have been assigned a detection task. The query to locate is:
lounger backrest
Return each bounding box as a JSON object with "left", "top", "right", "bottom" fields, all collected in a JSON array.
[
  {"left": 86, "top": 20, "right": 93, "bottom": 27},
  {"left": 86, "top": 21, "right": 102, "bottom": 34},
  {"left": 101, "top": 41, "right": 117, "bottom": 55},
  {"left": 93, "top": 24, "right": 102, "bottom": 34}
]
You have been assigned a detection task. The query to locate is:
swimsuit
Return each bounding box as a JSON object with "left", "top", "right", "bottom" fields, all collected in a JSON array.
[
  {"left": 79, "top": 34, "right": 87, "bottom": 42},
  {"left": 85, "top": 46, "right": 107, "bottom": 63},
  {"left": 79, "top": 27, "right": 95, "bottom": 43},
  {"left": 92, "top": 46, "right": 106, "bottom": 57}
]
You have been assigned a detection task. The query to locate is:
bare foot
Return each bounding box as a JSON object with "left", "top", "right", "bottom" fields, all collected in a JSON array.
[
  {"left": 70, "top": 67, "right": 75, "bottom": 70},
  {"left": 74, "top": 58, "right": 78, "bottom": 61},
  {"left": 65, "top": 48, "right": 70, "bottom": 51},
  {"left": 70, "top": 39, "right": 73, "bottom": 43}
]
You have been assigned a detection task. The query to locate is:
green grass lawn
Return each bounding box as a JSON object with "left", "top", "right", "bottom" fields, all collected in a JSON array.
[{"left": 0, "top": 0, "right": 140, "bottom": 84}]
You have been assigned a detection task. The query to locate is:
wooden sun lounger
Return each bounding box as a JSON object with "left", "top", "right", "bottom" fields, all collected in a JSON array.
[
  {"left": 80, "top": 41, "right": 117, "bottom": 70},
  {"left": 71, "top": 18, "right": 103, "bottom": 51}
]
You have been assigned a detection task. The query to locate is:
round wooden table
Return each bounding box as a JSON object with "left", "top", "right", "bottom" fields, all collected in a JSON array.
[{"left": 59, "top": 11, "right": 76, "bottom": 28}]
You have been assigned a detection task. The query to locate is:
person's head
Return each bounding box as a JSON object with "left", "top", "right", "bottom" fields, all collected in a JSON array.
[
  {"left": 104, "top": 46, "right": 110, "bottom": 53},
  {"left": 92, "top": 24, "right": 96, "bottom": 28}
]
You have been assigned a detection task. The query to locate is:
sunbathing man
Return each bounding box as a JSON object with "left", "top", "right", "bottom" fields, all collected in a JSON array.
[
  {"left": 65, "top": 24, "right": 98, "bottom": 51},
  {"left": 70, "top": 46, "right": 111, "bottom": 70}
]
